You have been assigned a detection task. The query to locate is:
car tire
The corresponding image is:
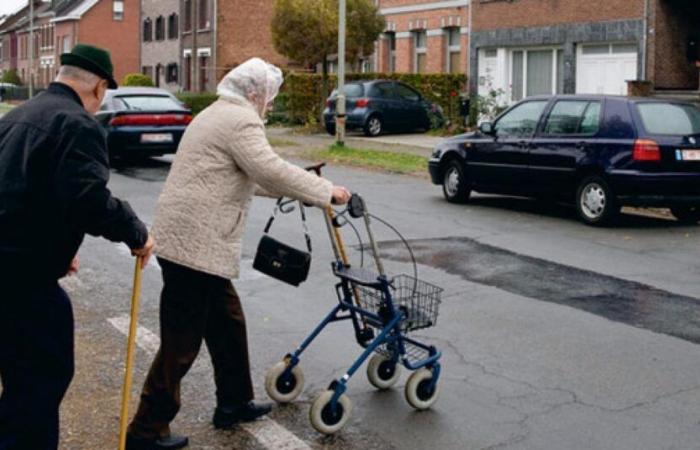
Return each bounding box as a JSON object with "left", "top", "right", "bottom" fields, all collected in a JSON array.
[
  {"left": 575, "top": 175, "right": 619, "bottom": 226},
  {"left": 363, "top": 115, "right": 383, "bottom": 137},
  {"left": 670, "top": 206, "right": 700, "bottom": 224},
  {"left": 325, "top": 123, "right": 336, "bottom": 136},
  {"left": 442, "top": 159, "right": 471, "bottom": 204}
]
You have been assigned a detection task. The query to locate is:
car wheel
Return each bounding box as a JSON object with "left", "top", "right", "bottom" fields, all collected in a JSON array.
[
  {"left": 325, "top": 123, "right": 336, "bottom": 136},
  {"left": 442, "top": 159, "right": 471, "bottom": 204},
  {"left": 363, "top": 115, "right": 383, "bottom": 137},
  {"left": 670, "top": 206, "right": 700, "bottom": 224},
  {"left": 575, "top": 175, "right": 619, "bottom": 226}
]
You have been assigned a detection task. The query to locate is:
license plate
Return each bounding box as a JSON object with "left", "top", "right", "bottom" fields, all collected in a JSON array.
[
  {"left": 140, "top": 133, "right": 173, "bottom": 144},
  {"left": 677, "top": 149, "right": 700, "bottom": 161}
]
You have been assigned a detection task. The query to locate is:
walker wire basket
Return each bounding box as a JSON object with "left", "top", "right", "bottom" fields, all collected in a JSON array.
[{"left": 353, "top": 274, "right": 443, "bottom": 333}]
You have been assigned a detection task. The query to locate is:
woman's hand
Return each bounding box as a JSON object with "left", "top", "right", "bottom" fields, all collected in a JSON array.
[{"left": 331, "top": 186, "right": 352, "bottom": 205}]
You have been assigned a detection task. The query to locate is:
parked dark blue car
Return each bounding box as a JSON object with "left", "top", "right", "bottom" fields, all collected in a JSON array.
[
  {"left": 95, "top": 87, "right": 192, "bottom": 161},
  {"left": 429, "top": 95, "right": 700, "bottom": 225},
  {"left": 324, "top": 80, "right": 443, "bottom": 137}
]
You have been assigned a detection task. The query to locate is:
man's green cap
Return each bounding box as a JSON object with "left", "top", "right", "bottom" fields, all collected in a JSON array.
[{"left": 60, "top": 44, "right": 118, "bottom": 89}]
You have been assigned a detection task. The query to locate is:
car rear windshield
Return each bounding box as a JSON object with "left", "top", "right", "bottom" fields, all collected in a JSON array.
[
  {"left": 330, "top": 84, "right": 364, "bottom": 98},
  {"left": 636, "top": 102, "right": 700, "bottom": 136},
  {"left": 113, "top": 95, "right": 183, "bottom": 111}
]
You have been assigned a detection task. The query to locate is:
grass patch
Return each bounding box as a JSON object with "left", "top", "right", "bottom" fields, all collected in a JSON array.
[
  {"left": 0, "top": 103, "right": 15, "bottom": 114},
  {"left": 268, "top": 138, "right": 299, "bottom": 148},
  {"left": 304, "top": 144, "right": 428, "bottom": 175}
]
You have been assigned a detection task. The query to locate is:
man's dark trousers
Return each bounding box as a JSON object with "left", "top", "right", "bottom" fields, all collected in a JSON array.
[
  {"left": 0, "top": 281, "right": 74, "bottom": 450},
  {"left": 128, "top": 258, "right": 254, "bottom": 439}
]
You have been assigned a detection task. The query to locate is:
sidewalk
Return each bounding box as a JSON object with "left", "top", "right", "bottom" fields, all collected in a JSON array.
[{"left": 266, "top": 126, "right": 442, "bottom": 157}]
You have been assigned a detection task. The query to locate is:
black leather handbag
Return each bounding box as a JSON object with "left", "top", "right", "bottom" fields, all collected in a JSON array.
[{"left": 253, "top": 198, "right": 312, "bottom": 286}]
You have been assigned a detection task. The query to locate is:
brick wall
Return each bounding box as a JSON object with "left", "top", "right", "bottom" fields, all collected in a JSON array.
[
  {"left": 378, "top": 0, "right": 469, "bottom": 74},
  {"left": 472, "top": 0, "right": 644, "bottom": 32},
  {"left": 650, "top": 0, "right": 698, "bottom": 90},
  {"left": 78, "top": 0, "right": 140, "bottom": 85},
  {"left": 216, "top": 0, "right": 289, "bottom": 83}
]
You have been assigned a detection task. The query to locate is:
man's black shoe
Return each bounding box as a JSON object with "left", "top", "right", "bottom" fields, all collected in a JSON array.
[
  {"left": 125, "top": 433, "right": 189, "bottom": 450},
  {"left": 213, "top": 401, "right": 273, "bottom": 429}
]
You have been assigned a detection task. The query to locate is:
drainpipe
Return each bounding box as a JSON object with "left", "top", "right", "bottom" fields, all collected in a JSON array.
[{"left": 641, "top": 0, "right": 650, "bottom": 81}]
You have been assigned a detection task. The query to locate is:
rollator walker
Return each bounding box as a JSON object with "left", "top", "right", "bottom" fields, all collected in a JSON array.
[{"left": 264, "top": 165, "right": 444, "bottom": 434}]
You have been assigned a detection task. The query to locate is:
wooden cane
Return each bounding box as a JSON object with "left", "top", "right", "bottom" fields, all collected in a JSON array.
[{"left": 118, "top": 257, "right": 143, "bottom": 450}]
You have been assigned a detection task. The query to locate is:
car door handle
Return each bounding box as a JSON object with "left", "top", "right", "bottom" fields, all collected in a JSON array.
[
  {"left": 519, "top": 141, "right": 534, "bottom": 149},
  {"left": 576, "top": 141, "right": 588, "bottom": 150}
]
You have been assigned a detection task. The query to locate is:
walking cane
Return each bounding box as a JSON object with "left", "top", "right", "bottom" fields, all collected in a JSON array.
[{"left": 118, "top": 257, "right": 144, "bottom": 450}]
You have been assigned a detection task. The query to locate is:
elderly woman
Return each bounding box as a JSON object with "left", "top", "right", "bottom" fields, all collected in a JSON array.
[{"left": 126, "top": 58, "right": 351, "bottom": 450}]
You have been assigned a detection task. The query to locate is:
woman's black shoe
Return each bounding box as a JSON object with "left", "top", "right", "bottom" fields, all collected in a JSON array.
[
  {"left": 213, "top": 401, "right": 273, "bottom": 429},
  {"left": 125, "top": 433, "right": 189, "bottom": 450}
]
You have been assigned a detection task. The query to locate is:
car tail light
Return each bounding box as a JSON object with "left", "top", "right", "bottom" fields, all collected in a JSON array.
[
  {"left": 633, "top": 139, "right": 661, "bottom": 162},
  {"left": 355, "top": 98, "right": 370, "bottom": 108},
  {"left": 109, "top": 113, "right": 193, "bottom": 127}
]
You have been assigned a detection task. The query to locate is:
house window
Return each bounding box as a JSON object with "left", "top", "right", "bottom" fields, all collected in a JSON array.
[
  {"left": 166, "top": 63, "right": 179, "bottom": 83},
  {"left": 143, "top": 18, "right": 153, "bottom": 42},
  {"left": 198, "top": 0, "right": 210, "bottom": 30},
  {"left": 413, "top": 30, "right": 427, "bottom": 73},
  {"left": 388, "top": 32, "right": 396, "bottom": 73},
  {"left": 155, "top": 16, "right": 165, "bottom": 41},
  {"left": 510, "top": 48, "right": 564, "bottom": 102},
  {"left": 199, "top": 55, "right": 209, "bottom": 92},
  {"left": 62, "top": 36, "right": 72, "bottom": 53},
  {"left": 142, "top": 66, "right": 154, "bottom": 80},
  {"left": 184, "top": 0, "right": 192, "bottom": 32},
  {"left": 113, "top": 0, "right": 124, "bottom": 21},
  {"left": 446, "top": 27, "right": 461, "bottom": 73},
  {"left": 184, "top": 54, "right": 192, "bottom": 90},
  {"left": 168, "top": 14, "right": 179, "bottom": 39}
]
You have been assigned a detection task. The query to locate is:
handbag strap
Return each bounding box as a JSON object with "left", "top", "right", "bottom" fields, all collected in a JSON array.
[{"left": 263, "top": 198, "right": 313, "bottom": 253}]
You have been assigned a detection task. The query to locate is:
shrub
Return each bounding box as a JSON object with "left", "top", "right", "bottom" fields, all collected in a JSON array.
[
  {"left": 176, "top": 92, "right": 218, "bottom": 115},
  {"left": 281, "top": 72, "right": 467, "bottom": 127},
  {"left": 123, "top": 73, "right": 155, "bottom": 87},
  {"left": 1, "top": 69, "right": 22, "bottom": 86}
]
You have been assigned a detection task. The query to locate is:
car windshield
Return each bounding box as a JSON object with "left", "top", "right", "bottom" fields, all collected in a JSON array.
[
  {"left": 330, "top": 84, "right": 364, "bottom": 98},
  {"left": 636, "top": 102, "right": 700, "bottom": 136},
  {"left": 113, "top": 95, "right": 183, "bottom": 111}
]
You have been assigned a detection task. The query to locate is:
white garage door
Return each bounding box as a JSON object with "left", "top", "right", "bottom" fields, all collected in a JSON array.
[{"left": 576, "top": 43, "right": 638, "bottom": 95}]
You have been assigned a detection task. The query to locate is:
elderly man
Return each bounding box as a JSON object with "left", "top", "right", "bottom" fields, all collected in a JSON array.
[
  {"left": 0, "top": 44, "right": 154, "bottom": 450},
  {"left": 125, "top": 58, "right": 351, "bottom": 450}
]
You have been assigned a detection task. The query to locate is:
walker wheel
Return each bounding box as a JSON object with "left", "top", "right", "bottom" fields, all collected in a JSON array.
[
  {"left": 367, "top": 354, "right": 401, "bottom": 390},
  {"left": 265, "top": 361, "right": 305, "bottom": 404},
  {"left": 309, "top": 390, "right": 353, "bottom": 435},
  {"left": 405, "top": 368, "right": 440, "bottom": 410}
]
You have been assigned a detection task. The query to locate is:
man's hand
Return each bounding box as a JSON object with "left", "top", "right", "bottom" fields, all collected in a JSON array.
[
  {"left": 66, "top": 256, "right": 79, "bottom": 276},
  {"left": 331, "top": 186, "right": 352, "bottom": 205},
  {"left": 131, "top": 235, "right": 155, "bottom": 269}
]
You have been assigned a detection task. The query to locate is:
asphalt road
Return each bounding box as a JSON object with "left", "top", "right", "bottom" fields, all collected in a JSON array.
[{"left": 57, "top": 156, "right": 700, "bottom": 450}]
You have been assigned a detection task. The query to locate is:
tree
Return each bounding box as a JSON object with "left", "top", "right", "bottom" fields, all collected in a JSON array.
[
  {"left": 1, "top": 69, "right": 22, "bottom": 86},
  {"left": 271, "top": 0, "right": 385, "bottom": 121}
]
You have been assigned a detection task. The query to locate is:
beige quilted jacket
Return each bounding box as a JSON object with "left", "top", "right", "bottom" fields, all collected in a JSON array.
[{"left": 151, "top": 95, "right": 333, "bottom": 279}]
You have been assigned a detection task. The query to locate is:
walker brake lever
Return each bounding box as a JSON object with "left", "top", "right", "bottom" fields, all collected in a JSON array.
[{"left": 278, "top": 198, "right": 296, "bottom": 214}]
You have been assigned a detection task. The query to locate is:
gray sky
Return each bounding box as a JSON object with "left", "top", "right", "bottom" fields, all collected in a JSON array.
[{"left": 0, "top": 0, "right": 29, "bottom": 17}]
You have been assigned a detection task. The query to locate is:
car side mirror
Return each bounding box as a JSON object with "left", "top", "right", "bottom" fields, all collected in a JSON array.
[{"left": 480, "top": 122, "right": 495, "bottom": 135}]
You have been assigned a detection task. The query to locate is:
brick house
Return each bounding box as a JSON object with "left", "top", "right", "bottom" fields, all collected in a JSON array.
[
  {"left": 180, "top": 0, "right": 216, "bottom": 92},
  {"left": 470, "top": 0, "right": 700, "bottom": 103},
  {"left": 141, "top": 0, "right": 180, "bottom": 91},
  {"left": 375, "top": 0, "right": 470, "bottom": 74},
  {"left": 0, "top": 0, "right": 139, "bottom": 90},
  {"left": 51, "top": 0, "right": 140, "bottom": 86}
]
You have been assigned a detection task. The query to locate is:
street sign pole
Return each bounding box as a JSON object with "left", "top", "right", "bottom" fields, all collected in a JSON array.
[
  {"left": 335, "top": 0, "right": 346, "bottom": 147},
  {"left": 28, "top": 0, "right": 34, "bottom": 98}
]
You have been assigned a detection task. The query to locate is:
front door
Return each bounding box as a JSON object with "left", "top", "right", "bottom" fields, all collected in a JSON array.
[{"left": 470, "top": 100, "right": 549, "bottom": 192}]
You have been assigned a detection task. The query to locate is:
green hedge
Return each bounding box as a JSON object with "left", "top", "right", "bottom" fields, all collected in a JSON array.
[
  {"left": 123, "top": 73, "right": 155, "bottom": 87},
  {"left": 176, "top": 92, "right": 219, "bottom": 115},
  {"left": 279, "top": 72, "right": 468, "bottom": 126}
]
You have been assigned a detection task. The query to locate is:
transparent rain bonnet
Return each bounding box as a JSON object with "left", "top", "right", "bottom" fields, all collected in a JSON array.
[{"left": 217, "top": 57, "right": 284, "bottom": 118}]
